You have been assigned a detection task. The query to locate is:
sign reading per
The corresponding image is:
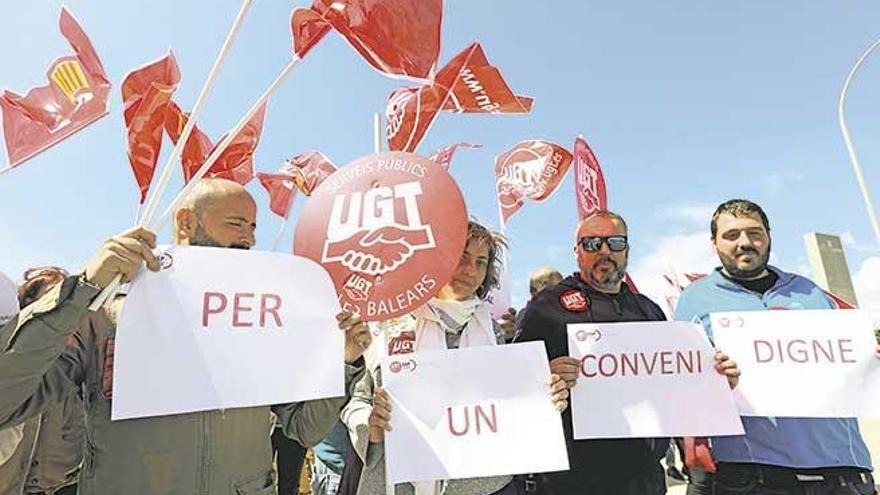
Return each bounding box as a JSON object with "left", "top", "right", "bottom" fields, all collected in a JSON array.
[{"left": 294, "top": 152, "right": 468, "bottom": 320}]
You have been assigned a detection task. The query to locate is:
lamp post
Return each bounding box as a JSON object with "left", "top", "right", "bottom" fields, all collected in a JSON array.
[{"left": 839, "top": 38, "right": 880, "bottom": 246}]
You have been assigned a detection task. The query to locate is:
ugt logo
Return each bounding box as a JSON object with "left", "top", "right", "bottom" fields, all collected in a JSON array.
[
  {"left": 322, "top": 181, "right": 435, "bottom": 276},
  {"left": 496, "top": 147, "right": 564, "bottom": 206}
]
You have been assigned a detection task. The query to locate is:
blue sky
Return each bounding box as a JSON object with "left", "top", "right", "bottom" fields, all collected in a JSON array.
[{"left": 2, "top": 1, "right": 880, "bottom": 313}]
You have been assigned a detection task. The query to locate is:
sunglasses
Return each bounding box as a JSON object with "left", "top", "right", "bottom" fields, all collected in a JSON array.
[{"left": 578, "top": 236, "right": 628, "bottom": 253}]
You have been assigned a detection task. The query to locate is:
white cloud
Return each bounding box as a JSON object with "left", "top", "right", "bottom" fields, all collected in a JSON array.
[
  {"left": 853, "top": 256, "right": 880, "bottom": 327},
  {"left": 657, "top": 204, "right": 715, "bottom": 227},
  {"left": 840, "top": 231, "right": 878, "bottom": 253},
  {"left": 629, "top": 232, "right": 718, "bottom": 316},
  {"left": 762, "top": 170, "right": 806, "bottom": 194}
]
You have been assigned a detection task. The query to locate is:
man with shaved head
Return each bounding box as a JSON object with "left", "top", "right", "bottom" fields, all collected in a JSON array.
[
  {"left": 517, "top": 211, "right": 739, "bottom": 495},
  {"left": 0, "top": 178, "right": 370, "bottom": 495}
]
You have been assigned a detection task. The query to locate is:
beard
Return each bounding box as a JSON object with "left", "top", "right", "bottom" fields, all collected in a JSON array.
[
  {"left": 190, "top": 224, "right": 250, "bottom": 250},
  {"left": 719, "top": 244, "right": 770, "bottom": 280},
  {"left": 588, "top": 256, "right": 627, "bottom": 289}
]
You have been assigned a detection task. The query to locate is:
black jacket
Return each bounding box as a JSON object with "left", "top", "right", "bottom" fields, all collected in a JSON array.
[{"left": 518, "top": 274, "right": 669, "bottom": 487}]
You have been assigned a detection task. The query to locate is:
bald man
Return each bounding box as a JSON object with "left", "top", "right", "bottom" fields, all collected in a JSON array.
[
  {"left": 0, "top": 178, "right": 369, "bottom": 495},
  {"left": 529, "top": 266, "right": 563, "bottom": 297}
]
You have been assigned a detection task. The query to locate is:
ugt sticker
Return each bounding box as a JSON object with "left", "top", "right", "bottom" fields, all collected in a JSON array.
[
  {"left": 294, "top": 152, "right": 468, "bottom": 321},
  {"left": 560, "top": 290, "right": 588, "bottom": 312}
]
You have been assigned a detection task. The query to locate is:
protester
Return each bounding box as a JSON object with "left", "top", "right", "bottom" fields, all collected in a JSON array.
[
  {"left": 528, "top": 266, "right": 563, "bottom": 297},
  {"left": 0, "top": 178, "right": 369, "bottom": 495},
  {"left": 339, "top": 220, "right": 569, "bottom": 495},
  {"left": 674, "top": 199, "right": 876, "bottom": 495},
  {"left": 517, "top": 210, "right": 740, "bottom": 495},
  {"left": 0, "top": 267, "right": 84, "bottom": 495},
  {"left": 311, "top": 421, "right": 349, "bottom": 495},
  {"left": 272, "top": 417, "right": 308, "bottom": 495}
]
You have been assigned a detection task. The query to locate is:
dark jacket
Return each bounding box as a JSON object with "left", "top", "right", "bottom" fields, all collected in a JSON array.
[{"left": 517, "top": 274, "right": 669, "bottom": 489}]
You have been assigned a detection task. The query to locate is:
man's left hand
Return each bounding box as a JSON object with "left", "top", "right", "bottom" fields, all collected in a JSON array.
[
  {"left": 714, "top": 350, "right": 740, "bottom": 389},
  {"left": 337, "top": 311, "right": 371, "bottom": 364},
  {"left": 548, "top": 374, "right": 569, "bottom": 412}
]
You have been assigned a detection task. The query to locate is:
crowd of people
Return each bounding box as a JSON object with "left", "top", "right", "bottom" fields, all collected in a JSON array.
[{"left": 0, "top": 178, "right": 876, "bottom": 495}]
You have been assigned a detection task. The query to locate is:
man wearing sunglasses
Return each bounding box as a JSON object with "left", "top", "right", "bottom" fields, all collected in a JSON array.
[
  {"left": 518, "top": 211, "right": 739, "bottom": 495},
  {"left": 674, "top": 199, "right": 875, "bottom": 495}
]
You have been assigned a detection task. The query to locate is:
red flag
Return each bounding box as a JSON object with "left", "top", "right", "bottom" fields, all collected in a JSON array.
[
  {"left": 495, "top": 140, "right": 573, "bottom": 227},
  {"left": 386, "top": 43, "right": 480, "bottom": 152},
  {"left": 165, "top": 100, "right": 269, "bottom": 186},
  {"left": 1, "top": 7, "right": 110, "bottom": 169},
  {"left": 684, "top": 273, "right": 706, "bottom": 283},
  {"left": 427, "top": 142, "right": 481, "bottom": 171},
  {"left": 121, "top": 52, "right": 181, "bottom": 204},
  {"left": 624, "top": 273, "right": 640, "bottom": 294},
  {"left": 290, "top": 8, "right": 331, "bottom": 58},
  {"left": 257, "top": 162, "right": 300, "bottom": 219},
  {"left": 285, "top": 151, "right": 337, "bottom": 196},
  {"left": 293, "top": 0, "right": 441, "bottom": 80},
  {"left": 573, "top": 135, "right": 608, "bottom": 220},
  {"left": 441, "top": 44, "right": 533, "bottom": 114}
]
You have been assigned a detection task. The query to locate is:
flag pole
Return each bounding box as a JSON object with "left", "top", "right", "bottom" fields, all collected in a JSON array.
[
  {"left": 0, "top": 166, "right": 12, "bottom": 176},
  {"left": 154, "top": 55, "right": 303, "bottom": 230},
  {"left": 272, "top": 216, "right": 289, "bottom": 252},
  {"left": 839, "top": 37, "right": 880, "bottom": 246},
  {"left": 89, "top": 0, "right": 254, "bottom": 311},
  {"left": 139, "top": 0, "right": 254, "bottom": 228},
  {"left": 374, "top": 112, "right": 382, "bottom": 153}
]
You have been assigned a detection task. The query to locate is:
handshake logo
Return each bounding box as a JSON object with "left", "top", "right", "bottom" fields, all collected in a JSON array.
[
  {"left": 496, "top": 148, "right": 549, "bottom": 206},
  {"left": 322, "top": 180, "right": 435, "bottom": 284}
]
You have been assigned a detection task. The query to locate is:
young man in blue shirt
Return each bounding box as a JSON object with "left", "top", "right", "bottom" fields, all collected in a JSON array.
[{"left": 675, "top": 199, "right": 876, "bottom": 495}]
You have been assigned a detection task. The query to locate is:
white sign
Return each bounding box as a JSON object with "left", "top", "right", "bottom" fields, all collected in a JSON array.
[
  {"left": 711, "top": 309, "right": 880, "bottom": 417},
  {"left": 381, "top": 342, "right": 569, "bottom": 484},
  {"left": 112, "top": 246, "right": 344, "bottom": 420},
  {"left": 567, "top": 321, "right": 744, "bottom": 439},
  {"left": 0, "top": 271, "right": 18, "bottom": 326}
]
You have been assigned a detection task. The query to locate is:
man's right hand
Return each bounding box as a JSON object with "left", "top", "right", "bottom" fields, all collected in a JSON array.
[
  {"left": 84, "top": 227, "right": 160, "bottom": 288},
  {"left": 549, "top": 356, "right": 581, "bottom": 389},
  {"left": 368, "top": 388, "right": 393, "bottom": 444}
]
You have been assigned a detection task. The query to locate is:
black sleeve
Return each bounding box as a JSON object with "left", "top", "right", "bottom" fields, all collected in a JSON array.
[
  {"left": 517, "top": 297, "right": 567, "bottom": 361},
  {"left": 636, "top": 294, "right": 668, "bottom": 322}
]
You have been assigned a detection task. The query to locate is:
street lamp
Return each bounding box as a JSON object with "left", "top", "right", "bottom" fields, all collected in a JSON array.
[{"left": 839, "top": 38, "right": 880, "bottom": 246}]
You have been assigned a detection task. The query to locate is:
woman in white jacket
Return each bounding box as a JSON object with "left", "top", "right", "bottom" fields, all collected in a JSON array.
[{"left": 339, "top": 220, "right": 568, "bottom": 495}]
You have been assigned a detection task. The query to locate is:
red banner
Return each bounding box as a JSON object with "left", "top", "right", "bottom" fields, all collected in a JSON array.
[
  {"left": 427, "top": 142, "right": 481, "bottom": 171},
  {"left": 442, "top": 44, "right": 533, "bottom": 114},
  {"left": 386, "top": 42, "right": 533, "bottom": 153},
  {"left": 293, "top": 0, "right": 441, "bottom": 81},
  {"left": 495, "top": 140, "right": 573, "bottom": 227},
  {"left": 386, "top": 43, "right": 479, "bottom": 153},
  {"left": 257, "top": 163, "right": 298, "bottom": 219},
  {"left": 290, "top": 7, "right": 331, "bottom": 58},
  {"left": 573, "top": 134, "right": 607, "bottom": 220},
  {"left": 122, "top": 52, "right": 181, "bottom": 203},
  {"left": 165, "top": 100, "right": 269, "bottom": 186},
  {"left": 1, "top": 7, "right": 110, "bottom": 169},
  {"left": 285, "top": 151, "right": 337, "bottom": 196}
]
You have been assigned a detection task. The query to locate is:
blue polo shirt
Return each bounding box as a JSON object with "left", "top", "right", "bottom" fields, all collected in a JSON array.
[{"left": 674, "top": 266, "right": 872, "bottom": 470}]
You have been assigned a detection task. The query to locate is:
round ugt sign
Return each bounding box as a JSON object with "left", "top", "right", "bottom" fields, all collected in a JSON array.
[{"left": 293, "top": 152, "right": 468, "bottom": 321}]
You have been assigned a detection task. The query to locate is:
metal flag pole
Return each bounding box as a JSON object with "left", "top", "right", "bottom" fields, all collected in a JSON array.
[{"left": 839, "top": 38, "right": 880, "bottom": 246}]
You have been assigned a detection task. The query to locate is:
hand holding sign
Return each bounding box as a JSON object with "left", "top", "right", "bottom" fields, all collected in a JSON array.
[
  {"left": 714, "top": 350, "right": 740, "bottom": 389},
  {"left": 84, "top": 226, "right": 161, "bottom": 288},
  {"left": 369, "top": 387, "right": 393, "bottom": 443},
  {"left": 336, "top": 311, "right": 372, "bottom": 363},
  {"left": 549, "top": 356, "right": 581, "bottom": 389}
]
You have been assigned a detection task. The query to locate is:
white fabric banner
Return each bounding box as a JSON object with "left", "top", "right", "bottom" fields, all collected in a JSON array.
[
  {"left": 381, "top": 341, "right": 569, "bottom": 484},
  {"left": 0, "top": 270, "right": 18, "bottom": 326},
  {"left": 711, "top": 309, "right": 880, "bottom": 417},
  {"left": 567, "top": 321, "right": 744, "bottom": 439},
  {"left": 112, "top": 246, "right": 344, "bottom": 420}
]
